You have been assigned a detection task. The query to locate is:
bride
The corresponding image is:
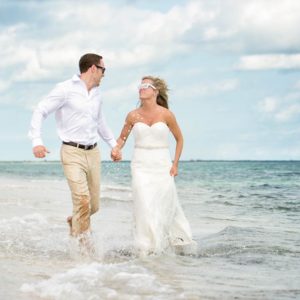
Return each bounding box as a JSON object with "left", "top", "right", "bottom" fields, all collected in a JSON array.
[{"left": 115, "top": 76, "right": 194, "bottom": 255}]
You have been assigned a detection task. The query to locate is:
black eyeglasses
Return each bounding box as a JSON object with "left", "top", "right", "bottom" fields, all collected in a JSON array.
[{"left": 95, "top": 65, "right": 106, "bottom": 73}]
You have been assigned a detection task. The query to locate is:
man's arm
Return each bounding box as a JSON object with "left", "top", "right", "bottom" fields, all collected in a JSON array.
[
  {"left": 28, "top": 83, "right": 66, "bottom": 158},
  {"left": 97, "top": 105, "right": 122, "bottom": 161}
]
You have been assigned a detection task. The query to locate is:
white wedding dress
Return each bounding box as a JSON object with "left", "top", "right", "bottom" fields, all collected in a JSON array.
[{"left": 131, "top": 122, "right": 194, "bottom": 255}]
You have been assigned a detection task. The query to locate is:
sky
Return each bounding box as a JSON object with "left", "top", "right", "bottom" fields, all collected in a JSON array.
[{"left": 1, "top": 0, "right": 300, "bottom": 161}]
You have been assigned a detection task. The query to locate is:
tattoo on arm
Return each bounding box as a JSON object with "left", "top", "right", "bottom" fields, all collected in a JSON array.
[{"left": 118, "top": 121, "right": 133, "bottom": 147}]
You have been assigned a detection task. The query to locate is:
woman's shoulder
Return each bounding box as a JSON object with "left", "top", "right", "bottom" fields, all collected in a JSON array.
[
  {"left": 127, "top": 109, "right": 139, "bottom": 118},
  {"left": 160, "top": 107, "right": 175, "bottom": 119},
  {"left": 129, "top": 108, "right": 139, "bottom": 114},
  {"left": 126, "top": 109, "right": 140, "bottom": 123},
  {"left": 161, "top": 108, "right": 178, "bottom": 127}
]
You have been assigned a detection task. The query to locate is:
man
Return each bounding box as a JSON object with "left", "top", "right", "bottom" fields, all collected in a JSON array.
[{"left": 28, "top": 53, "right": 121, "bottom": 240}]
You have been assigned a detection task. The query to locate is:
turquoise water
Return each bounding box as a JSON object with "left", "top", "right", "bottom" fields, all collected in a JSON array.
[{"left": 0, "top": 161, "right": 299, "bottom": 299}]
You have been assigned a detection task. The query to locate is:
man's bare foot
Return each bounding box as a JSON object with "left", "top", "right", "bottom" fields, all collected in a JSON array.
[
  {"left": 67, "top": 216, "right": 72, "bottom": 236},
  {"left": 78, "top": 231, "right": 96, "bottom": 257}
]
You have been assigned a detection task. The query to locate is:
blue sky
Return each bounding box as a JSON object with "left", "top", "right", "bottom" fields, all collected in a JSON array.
[{"left": 1, "top": 0, "right": 300, "bottom": 161}]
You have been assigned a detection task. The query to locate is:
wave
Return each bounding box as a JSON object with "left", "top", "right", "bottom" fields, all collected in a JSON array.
[
  {"left": 20, "top": 261, "right": 179, "bottom": 300},
  {"left": 195, "top": 226, "right": 300, "bottom": 259},
  {"left": 0, "top": 213, "right": 69, "bottom": 259},
  {"left": 101, "top": 196, "right": 132, "bottom": 203},
  {"left": 275, "top": 171, "right": 300, "bottom": 177},
  {"left": 270, "top": 205, "right": 300, "bottom": 212},
  {"left": 208, "top": 199, "right": 244, "bottom": 207},
  {"left": 101, "top": 184, "right": 133, "bottom": 202},
  {"left": 250, "top": 183, "right": 283, "bottom": 189},
  {"left": 102, "top": 184, "right": 131, "bottom": 192}
]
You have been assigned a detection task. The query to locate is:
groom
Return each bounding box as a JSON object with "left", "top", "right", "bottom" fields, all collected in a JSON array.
[{"left": 28, "top": 53, "right": 121, "bottom": 238}]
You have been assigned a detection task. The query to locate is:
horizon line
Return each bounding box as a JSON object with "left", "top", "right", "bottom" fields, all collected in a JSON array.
[{"left": 1, "top": 159, "right": 300, "bottom": 163}]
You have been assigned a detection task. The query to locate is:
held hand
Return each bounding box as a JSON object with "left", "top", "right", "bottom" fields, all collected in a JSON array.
[
  {"left": 111, "top": 146, "right": 122, "bottom": 162},
  {"left": 170, "top": 164, "right": 178, "bottom": 177},
  {"left": 33, "top": 145, "right": 50, "bottom": 158}
]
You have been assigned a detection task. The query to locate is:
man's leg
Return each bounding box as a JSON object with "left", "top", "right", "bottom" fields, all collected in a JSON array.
[
  {"left": 87, "top": 147, "right": 101, "bottom": 216},
  {"left": 61, "top": 144, "right": 90, "bottom": 236}
]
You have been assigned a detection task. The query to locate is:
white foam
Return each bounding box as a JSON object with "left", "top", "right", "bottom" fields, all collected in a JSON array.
[
  {"left": 20, "top": 262, "right": 178, "bottom": 300},
  {"left": 102, "top": 184, "right": 132, "bottom": 193},
  {"left": 0, "top": 213, "right": 48, "bottom": 227},
  {"left": 101, "top": 184, "right": 132, "bottom": 202}
]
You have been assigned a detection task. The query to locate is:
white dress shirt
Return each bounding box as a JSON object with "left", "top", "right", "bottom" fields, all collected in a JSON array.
[{"left": 28, "top": 74, "right": 117, "bottom": 148}]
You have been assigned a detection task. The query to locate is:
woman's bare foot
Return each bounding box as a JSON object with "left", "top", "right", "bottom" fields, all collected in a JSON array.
[{"left": 67, "top": 216, "right": 73, "bottom": 236}]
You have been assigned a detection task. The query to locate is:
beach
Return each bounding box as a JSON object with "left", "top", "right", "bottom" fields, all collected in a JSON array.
[{"left": 0, "top": 161, "right": 299, "bottom": 300}]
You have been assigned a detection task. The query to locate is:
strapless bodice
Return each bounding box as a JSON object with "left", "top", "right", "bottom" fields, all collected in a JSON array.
[{"left": 132, "top": 122, "right": 169, "bottom": 149}]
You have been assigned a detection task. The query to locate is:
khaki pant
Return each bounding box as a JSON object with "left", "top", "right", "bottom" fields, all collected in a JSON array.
[{"left": 60, "top": 144, "right": 100, "bottom": 236}]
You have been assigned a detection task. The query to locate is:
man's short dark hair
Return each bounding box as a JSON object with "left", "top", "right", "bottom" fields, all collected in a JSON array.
[{"left": 79, "top": 53, "right": 103, "bottom": 73}]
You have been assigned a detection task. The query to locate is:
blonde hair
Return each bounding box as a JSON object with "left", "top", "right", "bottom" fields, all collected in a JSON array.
[{"left": 142, "top": 76, "right": 169, "bottom": 109}]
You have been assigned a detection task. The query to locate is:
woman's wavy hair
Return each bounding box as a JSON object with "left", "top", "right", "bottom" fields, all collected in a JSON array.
[{"left": 142, "top": 76, "right": 169, "bottom": 109}]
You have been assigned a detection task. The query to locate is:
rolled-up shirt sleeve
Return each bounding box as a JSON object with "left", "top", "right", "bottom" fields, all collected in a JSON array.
[
  {"left": 28, "top": 83, "right": 66, "bottom": 147},
  {"left": 97, "top": 103, "right": 117, "bottom": 148}
]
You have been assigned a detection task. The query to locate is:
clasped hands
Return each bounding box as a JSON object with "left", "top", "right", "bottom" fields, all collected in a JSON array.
[{"left": 111, "top": 146, "right": 122, "bottom": 162}]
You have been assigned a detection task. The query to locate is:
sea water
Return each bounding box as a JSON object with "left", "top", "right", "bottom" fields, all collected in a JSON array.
[{"left": 0, "top": 161, "right": 299, "bottom": 300}]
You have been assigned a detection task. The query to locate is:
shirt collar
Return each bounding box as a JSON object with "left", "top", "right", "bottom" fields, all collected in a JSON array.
[
  {"left": 71, "top": 74, "right": 100, "bottom": 94},
  {"left": 72, "top": 74, "right": 81, "bottom": 82}
]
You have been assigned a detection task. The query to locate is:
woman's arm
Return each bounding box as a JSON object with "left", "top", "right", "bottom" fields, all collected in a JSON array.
[
  {"left": 167, "top": 111, "right": 184, "bottom": 176},
  {"left": 116, "top": 112, "right": 134, "bottom": 149}
]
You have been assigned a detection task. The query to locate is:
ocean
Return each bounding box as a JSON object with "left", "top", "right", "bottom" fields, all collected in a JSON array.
[{"left": 0, "top": 160, "right": 299, "bottom": 300}]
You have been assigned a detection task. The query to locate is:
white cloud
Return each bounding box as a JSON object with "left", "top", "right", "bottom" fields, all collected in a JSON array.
[
  {"left": 14, "top": 53, "right": 50, "bottom": 81},
  {"left": 102, "top": 81, "right": 138, "bottom": 105},
  {"left": 0, "top": 1, "right": 217, "bottom": 86},
  {"left": 0, "top": 24, "right": 29, "bottom": 66},
  {"left": 203, "top": 0, "right": 300, "bottom": 53},
  {"left": 215, "top": 79, "right": 238, "bottom": 91},
  {"left": 275, "top": 104, "right": 300, "bottom": 122},
  {"left": 294, "top": 80, "right": 300, "bottom": 89},
  {"left": 237, "top": 54, "right": 300, "bottom": 70},
  {"left": 175, "top": 78, "right": 238, "bottom": 99},
  {"left": 258, "top": 97, "right": 278, "bottom": 113},
  {"left": 259, "top": 85, "right": 300, "bottom": 122},
  {"left": 0, "top": 81, "right": 11, "bottom": 93},
  {"left": 2, "top": 0, "right": 300, "bottom": 89}
]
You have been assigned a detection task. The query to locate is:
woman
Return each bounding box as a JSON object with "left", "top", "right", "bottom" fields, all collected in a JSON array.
[{"left": 116, "top": 76, "right": 194, "bottom": 255}]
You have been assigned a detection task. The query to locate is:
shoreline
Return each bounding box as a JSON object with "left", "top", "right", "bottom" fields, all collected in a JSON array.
[{"left": 1, "top": 159, "right": 300, "bottom": 162}]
